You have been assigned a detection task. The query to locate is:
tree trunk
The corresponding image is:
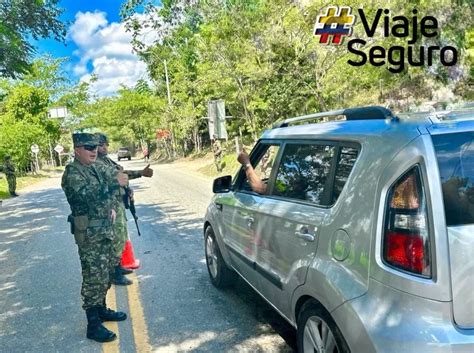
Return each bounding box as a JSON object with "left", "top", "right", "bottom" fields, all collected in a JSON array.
[
  {"left": 48, "top": 139, "right": 55, "bottom": 167},
  {"left": 170, "top": 130, "right": 177, "bottom": 158},
  {"left": 163, "top": 140, "right": 172, "bottom": 159},
  {"left": 236, "top": 76, "right": 258, "bottom": 141},
  {"left": 193, "top": 125, "right": 201, "bottom": 153}
]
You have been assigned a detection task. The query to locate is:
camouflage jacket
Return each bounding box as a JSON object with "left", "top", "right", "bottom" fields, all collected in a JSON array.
[
  {"left": 95, "top": 154, "right": 142, "bottom": 201},
  {"left": 212, "top": 140, "right": 222, "bottom": 157},
  {"left": 61, "top": 159, "right": 120, "bottom": 219},
  {"left": 1, "top": 161, "right": 15, "bottom": 176}
]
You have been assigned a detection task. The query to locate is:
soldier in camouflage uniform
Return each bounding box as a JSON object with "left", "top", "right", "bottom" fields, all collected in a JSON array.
[
  {"left": 61, "top": 133, "right": 129, "bottom": 342},
  {"left": 95, "top": 133, "right": 153, "bottom": 285},
  {"left": 211, "top": 135, "right": 223, "bottom": 172},
  {"left": 1, "top": 156, "right": 18, "bottom": 197}
]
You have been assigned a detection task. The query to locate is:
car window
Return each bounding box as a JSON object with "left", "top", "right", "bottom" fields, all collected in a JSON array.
[
  {"left": 239, "top": 144, "right": 280, "bottom": 192},
  {"left": 332, "top": 147, "right": 359, "bottom": 204},
  {"left": 432, "top": 132, "right": 474, "bottom": 226},
  {"left": 271, "top": 143, "right": 335, "bottom": 205},
  {"left": 254, "top": 146, "right": 279, "bottom": 180}
]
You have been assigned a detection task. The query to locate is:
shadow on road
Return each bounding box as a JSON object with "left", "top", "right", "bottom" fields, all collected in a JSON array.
[
  {"left": 131, "top": 200, "right": 297, "bottom": 352},
  {"left": 1, "top": 175, "right": 296, "bottom": 352},
  {"left": 0, "top": 187, "right": 101, "bottom": 353}
]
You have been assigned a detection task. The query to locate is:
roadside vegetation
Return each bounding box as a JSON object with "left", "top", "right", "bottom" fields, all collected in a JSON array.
[{"left": 0, "top": 0, "right": 473, "bottom": 196}]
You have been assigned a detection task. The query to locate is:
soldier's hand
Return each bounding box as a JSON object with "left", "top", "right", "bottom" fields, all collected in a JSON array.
[
  {"left": 237, "top": 150, "right": 250, "bottom": 166},
  {"left": 129, "top": 188, "right": 135, "bottom": 202},
  {"left": 141, "top": 164, "right": 153, "bottom": 178},
  {"left": 117, "top": 171, "right": 128, "bottom": 186},
  {"left": 110, "top": 209, "right": 117, "bottom": 223}
]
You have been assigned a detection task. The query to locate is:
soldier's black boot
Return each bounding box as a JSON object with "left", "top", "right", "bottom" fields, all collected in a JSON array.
[
  {"left": 118, "top": 265, "right": 133, "bottom": 275},
  {"left": 111, "top": 265, "right": 132, "bottom": 286},
  {"left": 98, "top": 301, "right": 127, "bottom": 322},
  {"left": 86, "top": 307, "right": 116, "bottom": 342}
]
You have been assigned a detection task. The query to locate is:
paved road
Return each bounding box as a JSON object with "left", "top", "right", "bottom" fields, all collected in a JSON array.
[{"left": 0, "top": 158, "right": 295, "bottom": 352}]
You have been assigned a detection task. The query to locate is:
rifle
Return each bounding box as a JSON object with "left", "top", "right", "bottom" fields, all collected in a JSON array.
[{"left": 123, "top": 186, "right": 141, "bottom": 236}]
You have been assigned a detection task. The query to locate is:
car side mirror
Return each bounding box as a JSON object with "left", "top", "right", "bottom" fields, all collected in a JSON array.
[{"left": 213, "top": 175, "right": 232, "bottom": 193}]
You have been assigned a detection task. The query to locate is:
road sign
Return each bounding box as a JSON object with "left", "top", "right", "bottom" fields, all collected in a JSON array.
[
  {"left": 31, "top": 144, "right": 40, "bottom": 172},
  {"left": 208, "top": 100, "right": 229, "bottom": 140},
  {"left": 48, "top": 107, "right": 68, "bottom": 119},
  {"left": 54, "top": 144, "right": 64, "bottom": 154}
]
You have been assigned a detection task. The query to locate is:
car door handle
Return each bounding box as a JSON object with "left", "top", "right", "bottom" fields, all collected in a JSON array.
[{"left": 295, "top": 227, "right": 316, "bottom": 242}]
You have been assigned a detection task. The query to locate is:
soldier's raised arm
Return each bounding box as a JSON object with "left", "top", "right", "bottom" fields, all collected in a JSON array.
[{"left": 124, "top": 164, "right": 153, "bottom": 179}]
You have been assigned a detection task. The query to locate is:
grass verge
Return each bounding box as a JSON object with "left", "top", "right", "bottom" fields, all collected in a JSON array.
[
  {"left": 0, "top": 166, "right": 63, "bottom": 200},
  {"left": 197, "top": 152, "right": 241, "bottom": 178}
]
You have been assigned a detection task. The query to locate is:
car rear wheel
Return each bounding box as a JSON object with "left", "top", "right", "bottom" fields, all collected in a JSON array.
[
  {"left": 204, "top": 226, "right": 237, "bottom": 288},
  {"left": 297, "top": 300, "right": 350, "bottom": 353}
]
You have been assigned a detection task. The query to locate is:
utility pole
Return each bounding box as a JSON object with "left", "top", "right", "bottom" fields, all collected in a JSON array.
[
  {"left": 48, "top": 138, "right": 54, "bottom": 167},
  {"left": 163, "top": 60, "right": 175, "bottom": 157},
  {"left": 379, "top": 79, "right": 383, "bottom": 103},
  {"left": 164, "top": 60, "right": 171, "bottom": 105}
]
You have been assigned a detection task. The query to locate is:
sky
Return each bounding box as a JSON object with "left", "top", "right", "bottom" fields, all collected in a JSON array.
[{"left": 36, "top": 0, "right": 151, "bottom": 97}]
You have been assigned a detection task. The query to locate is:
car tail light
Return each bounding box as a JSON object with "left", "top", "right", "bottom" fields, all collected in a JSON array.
[{"left": 383, "top": 166, "right": 431, "bottom": 277}]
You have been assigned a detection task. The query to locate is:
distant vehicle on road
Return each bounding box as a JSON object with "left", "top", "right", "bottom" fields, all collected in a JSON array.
[
  {"left": 117, "top": 147, "right": 131, "bottom": 161},
  {"left": 204, "top": 106, "right": 474, "bottom": 353}
]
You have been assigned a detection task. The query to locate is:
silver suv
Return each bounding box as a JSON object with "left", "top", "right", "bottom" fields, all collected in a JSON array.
[{"left": 203, "top": 106, "right": 474, "bottom": 353}]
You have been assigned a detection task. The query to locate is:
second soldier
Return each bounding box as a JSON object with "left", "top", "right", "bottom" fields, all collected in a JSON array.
[{"left": 96, "top": 133, "right": 153, "bottom": 285}]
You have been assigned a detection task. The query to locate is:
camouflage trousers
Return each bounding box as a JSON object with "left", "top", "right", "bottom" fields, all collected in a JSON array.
[
  {"left": 76, "top": 228, "right": 115, "bottom": 310},
  {"left": 113, "top": 205, "right": 128, "bottom": 263},
  {"left": 214, "top": 155, "right": 222, "bottom": 172},
  {"left": 6, "top": 175, "right": 16, "bottom": 194}
]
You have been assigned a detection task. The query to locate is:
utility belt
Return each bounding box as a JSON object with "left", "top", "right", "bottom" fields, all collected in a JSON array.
[
  {"left": 67, "top": 215, "right": 111, "bottom": 235},
  {"left": 89, "top": 219, "right": 112, "bottom": 227}
]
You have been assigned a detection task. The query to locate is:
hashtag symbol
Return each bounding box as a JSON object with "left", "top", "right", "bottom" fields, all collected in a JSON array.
[{"left": 314, "top": 7, "right": 355, "bottom": 45}]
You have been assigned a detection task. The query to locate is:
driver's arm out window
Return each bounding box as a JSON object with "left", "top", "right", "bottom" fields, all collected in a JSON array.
[{"left": 239, "top": 144, "right": 280, "bottom": 194}]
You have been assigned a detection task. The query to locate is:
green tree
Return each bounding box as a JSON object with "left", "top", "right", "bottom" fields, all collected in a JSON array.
[
  {"left": 121, "top": 0, "right": 473, "bottom": 153},
  {"left": 0, "top": 57, "right": 68, "bottom": 169},
  {"left": 80, "top": 87, "right": 166, "bottom": 151},
  {"left": 23, "top": 56, "right": 69, "bottom": 97},
  {"left": 0, "top": 0, "right": 66, "bottom": 78}
]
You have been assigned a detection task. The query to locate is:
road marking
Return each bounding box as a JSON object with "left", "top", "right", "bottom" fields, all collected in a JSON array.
[
  {"left": 102, "top": 286, "right": 120, "bottom": 353},
  {"left": 127, "top": 272, "right": 151, "bottom": 352}
]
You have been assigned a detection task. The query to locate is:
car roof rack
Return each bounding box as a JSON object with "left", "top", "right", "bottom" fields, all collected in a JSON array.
[
  {"left": 429, "top": 109, "right": 474, "bottom": 122},
  {"left": 273, "top": 106, "right": 397, "bottom": 128}
]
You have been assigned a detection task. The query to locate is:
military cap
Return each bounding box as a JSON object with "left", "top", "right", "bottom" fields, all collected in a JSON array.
[
  {"left": 72, "top": 133, "right": 98, "bottom": 147},
  {"left": 96, "top": 133, "right": 109, "bottom": 145}
]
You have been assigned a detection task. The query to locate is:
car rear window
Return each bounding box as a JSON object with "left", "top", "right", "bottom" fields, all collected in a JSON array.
[
  {"left": 272, "top": 143, "right": 335, "bottom": 205},
  {"left": 332, "top": 147, "right": 359, "bottom": 204},
  {"left": 432, "top": 132, "right": 474, "bottom": 226}
]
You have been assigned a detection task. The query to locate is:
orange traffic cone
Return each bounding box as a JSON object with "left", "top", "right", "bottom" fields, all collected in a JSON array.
[{"left": 121, "top": 239, "right": 140, "bottom": 269}]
